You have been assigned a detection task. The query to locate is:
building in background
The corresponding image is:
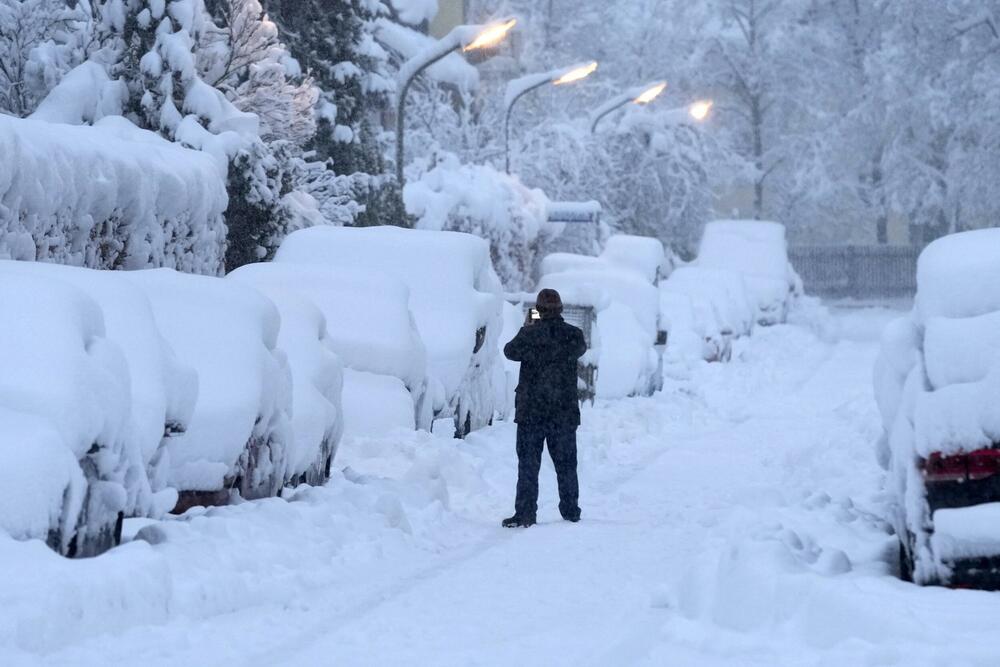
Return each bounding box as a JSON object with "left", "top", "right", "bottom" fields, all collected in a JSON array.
[{"left": 429, "top": 0, "right": 467, "bottom": 38}]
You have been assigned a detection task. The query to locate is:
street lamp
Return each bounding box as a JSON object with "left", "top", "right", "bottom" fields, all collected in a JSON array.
[
  {"left": 589, "top": 81, "right": 667, "bottom": 134},
  {"left": 504, "top": 61, "right": 598, "bottom": 174},
  {"left": 395, "top": 18, "right": 517, "bottom": 186}
]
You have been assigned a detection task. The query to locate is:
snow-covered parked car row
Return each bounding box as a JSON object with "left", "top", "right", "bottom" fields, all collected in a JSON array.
[
  {"left": 0, "top": 226, "right": 505, "bottom": 557},
  {"left": 875, "top": 229, "right": 1000, "bottom": 588},
  {"left": 535, "top": 235, "right": 669, "bottom": 399},
  {"left": 659, "top": 220, "right": 801, "bottom": 364}
]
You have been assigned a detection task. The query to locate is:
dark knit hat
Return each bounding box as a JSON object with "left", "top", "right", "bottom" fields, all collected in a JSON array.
[{"left": 536, "top": 288, "right": 564, "bottom": 317}]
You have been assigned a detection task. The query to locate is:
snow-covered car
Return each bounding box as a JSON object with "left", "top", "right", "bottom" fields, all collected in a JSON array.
[
  {"left": 229, "top": 261, "right": 431, "bottom": 438},
  {"left": 600, "top": 234, "right": 676, "bottom": 285},
  {"left": 0, "top": 272, "right": 138, "bottom": 556},
  {"left": 659, "top": 266, "right": 755, "bottom": 363},
  {"left": 125, "top": 269, "right": 293, "bottom": 513},
  {"left": 0, "top": 261, "right": 197, "bottom": 515},
  {"left": 696, "top": 220, "right": 800, "bottom": 326},
  {"left": 538, "top": 267, "right": 661, "bottom": 399},
  {"left": 875, "top": 229, "right": 1000, "bottom": 588},
  {"left": 275, "top": 226, "right": 503, "bottom": 438},
  {"left": 228, "top": 264, "right": 345, "bottom": 487}
]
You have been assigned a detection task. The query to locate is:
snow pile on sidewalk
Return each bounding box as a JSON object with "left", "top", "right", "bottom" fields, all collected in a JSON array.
[
  {"left": 0, "top": 114, "right": 227, "bottom": 274},
  {"left": 402, "top": 153, "right": 553, "bottom": 289},
  {"left": 276, "top": 226, "right": 504, "bottom": 436},
  {"left": 874, "top": 229, "right": 1000, "bottom": 582}
]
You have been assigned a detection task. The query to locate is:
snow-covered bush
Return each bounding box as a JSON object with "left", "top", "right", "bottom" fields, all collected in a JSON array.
[
  {"left": 875, "top": 229, "right": 1000, "bottom": 586},
  {"left": 275, "top": 225, "right": 503, "bottom": 437},
  {"left": 231, "top": 260, "right": 430, "bottom": 438},
  {"left": 538, "top": 267, "right": 660, "bottom": 399},
  {"left": 0, "top": 272, "right": 138, "bottom": 556},
  {"left": 228, "top": 263, "right": 345, "bottom": 485},
  {"left": 125, "top": 269, "right": 292, "bottom": 509},
  {"left": 697, "top": 220, "right": 798, "bottom": 326},
  {"left": 0, "top": 260, "right": 197, "bottom": 516},
  {"left": 0, "top": 114, "right": 227, "bottom": 273},
  {"left": 403, "top": 153, "right": 554, "bottom": 291}
]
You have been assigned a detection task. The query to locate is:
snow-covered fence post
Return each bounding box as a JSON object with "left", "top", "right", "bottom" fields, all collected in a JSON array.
[
  {"left": 394, "top": 18, "right": 516, "bottom": 188},
  {"left": 503, "top": 61, "right": 598, "bottom": 174},
  {"left": 589, "top": 81, "right": 667, "bottom": 134}
]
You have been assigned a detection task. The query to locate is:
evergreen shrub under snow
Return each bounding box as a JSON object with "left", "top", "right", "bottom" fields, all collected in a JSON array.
[{"left": 0, "top": 113, "right": 228, "bottom": 274}]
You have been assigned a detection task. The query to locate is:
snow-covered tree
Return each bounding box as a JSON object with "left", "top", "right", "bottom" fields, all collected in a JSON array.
[
  {"left": 264, "top": 0, "right": 402, "bottom": 228},
  {"left": 0, "top": 0, "right": 86, "bottom": 117}
]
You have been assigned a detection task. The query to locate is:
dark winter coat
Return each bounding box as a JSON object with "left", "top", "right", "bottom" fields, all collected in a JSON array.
[{"left": 504, "top": 316, "right": 587, "bottom": 427}]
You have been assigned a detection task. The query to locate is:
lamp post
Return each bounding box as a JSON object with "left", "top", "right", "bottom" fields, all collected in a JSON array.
[
  {"left": 589, "top": 81, "right": 667, "bottom": 134},
  {"left": 395, "top": 18, "right": 517, "bottom": 186},
  {"left": 503, "top": 61, "right": 598, "bottom": 174}
]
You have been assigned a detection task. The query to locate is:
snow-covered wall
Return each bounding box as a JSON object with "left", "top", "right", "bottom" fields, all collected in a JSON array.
[{"left": 0, "top": 114, "right": 227, "bottom": 274}]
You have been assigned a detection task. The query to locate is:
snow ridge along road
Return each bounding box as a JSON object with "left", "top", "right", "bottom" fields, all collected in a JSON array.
[{"left": 9, "top": 308, "right": 1000, "bottom": 666}]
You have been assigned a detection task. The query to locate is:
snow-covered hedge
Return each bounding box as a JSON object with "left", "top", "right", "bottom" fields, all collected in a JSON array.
[
  {"left": 275, "top": 226, "right": 503, "bottom": 437},
  {"left": 0, "top": 271, "right": 137, "bottom": 556},
  {"left": 125, "top": 270, "right": 292, "bottom": 506},
  {"left": 0, "top": 114, "right": 227, "bottom": 274},
  {"left": 875, "top": 229, "right": 1000, "bottom": 584},
  {"left": 228, "top": 264, "right": 345, "bottom": 484},
  {"left": 230, "top": 260, "right": 431, "bottom": 438}
]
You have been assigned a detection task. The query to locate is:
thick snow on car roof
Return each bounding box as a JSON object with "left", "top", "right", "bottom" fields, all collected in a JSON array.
[
  {"left": 698, "top": 220, "right": 790, "bottom": 281},
  {"left": 125, "top": 269, "right": 290, "bottom": 493},
  {"left": 276, "top": 226, "right": 501, "bottom": 398},
  {"left": 916, "top": 227, "right": 1000, "bottom": 321}
]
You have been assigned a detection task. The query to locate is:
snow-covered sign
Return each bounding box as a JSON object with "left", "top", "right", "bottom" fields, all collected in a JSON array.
[{"left": 546, "top": 201, "right": 602, "bottom": 224}]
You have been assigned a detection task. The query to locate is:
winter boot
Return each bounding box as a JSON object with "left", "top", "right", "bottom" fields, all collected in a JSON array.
[{"left": 502, "top": 515, "right": 536, "bottom": 528}]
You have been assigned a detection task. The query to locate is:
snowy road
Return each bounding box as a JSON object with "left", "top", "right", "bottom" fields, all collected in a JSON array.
[{"left": 9, "top": 308, "right": 1000, "bottom": 666}]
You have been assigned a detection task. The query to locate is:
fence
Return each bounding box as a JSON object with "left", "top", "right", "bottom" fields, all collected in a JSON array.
[{"left": 789, "top": 245, "right": 920, "bottom": 299}]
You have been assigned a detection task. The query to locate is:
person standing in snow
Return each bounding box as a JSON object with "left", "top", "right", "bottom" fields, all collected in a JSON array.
[{"left": 502, "top": 289, "right": 587, "bottom": 528}]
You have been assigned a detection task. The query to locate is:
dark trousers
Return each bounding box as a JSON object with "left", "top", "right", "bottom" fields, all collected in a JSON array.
[{"left": 514, "top": 423, "right": 580, "bottom": 521}]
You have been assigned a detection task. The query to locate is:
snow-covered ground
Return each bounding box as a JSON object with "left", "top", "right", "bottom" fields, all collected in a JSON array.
[{"left": 6, "top": 306, "right": 1000, "bottom": 666}]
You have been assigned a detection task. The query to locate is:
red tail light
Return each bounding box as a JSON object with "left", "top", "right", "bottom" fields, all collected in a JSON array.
[{"left": 922, "top": 449, "right": 1000, "bottom": 483}]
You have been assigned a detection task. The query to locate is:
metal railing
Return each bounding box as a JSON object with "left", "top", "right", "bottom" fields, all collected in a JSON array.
[{"left": 789, "top": 245, "right": 920, "bottom": 299}]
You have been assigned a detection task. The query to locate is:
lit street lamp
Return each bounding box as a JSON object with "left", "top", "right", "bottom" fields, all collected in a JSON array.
[
  {"left": 503, "top": 61, "right": 599, "bottom": 174},
  {"left": 589, "top": 81, "right": 667, "bottom": 134},
  {"left": 395, "top": 18, "right": 517, "bottom": 186}
]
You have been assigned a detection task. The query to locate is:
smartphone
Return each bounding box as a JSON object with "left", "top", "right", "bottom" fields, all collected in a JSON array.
[{"left": 526, "top": 307, "right": 541, "bottom": 325}]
